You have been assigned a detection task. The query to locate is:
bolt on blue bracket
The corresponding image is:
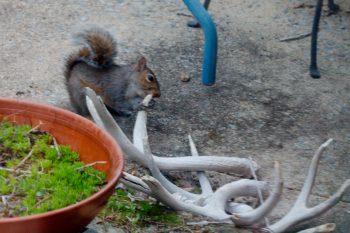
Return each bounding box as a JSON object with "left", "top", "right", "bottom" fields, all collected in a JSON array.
[{"left": 183, "top": 0, "right": 217, "bottom": 86}]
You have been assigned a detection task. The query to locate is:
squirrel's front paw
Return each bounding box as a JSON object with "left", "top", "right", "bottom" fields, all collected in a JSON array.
[
  {"left": 135, "top": 103, "right": 148, "bottom": 112},
  {"left": 135, "top": 99, "right": 156, "bottom": 111}
]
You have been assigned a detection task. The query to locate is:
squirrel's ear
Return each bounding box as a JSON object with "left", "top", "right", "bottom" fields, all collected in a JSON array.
[{"left": 135, "top": 56, "right": 147, "bottom": 72}]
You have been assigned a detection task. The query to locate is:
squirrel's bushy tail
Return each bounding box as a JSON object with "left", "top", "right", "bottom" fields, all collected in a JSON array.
[{"left": 64, "top": 27, "right": 117, "bottom": 79}]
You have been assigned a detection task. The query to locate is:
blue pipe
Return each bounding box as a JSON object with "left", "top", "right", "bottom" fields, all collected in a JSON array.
[{"left": 183, "top": 0, "right": 217, "bottom": 86}]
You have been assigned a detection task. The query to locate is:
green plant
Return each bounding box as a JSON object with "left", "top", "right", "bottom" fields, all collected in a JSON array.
[
  {"left": 0, "top": 120, "right": 106, "bottom": 217},
  {"left": 100, "top": 188, "right": 183, "bottom": 230}
]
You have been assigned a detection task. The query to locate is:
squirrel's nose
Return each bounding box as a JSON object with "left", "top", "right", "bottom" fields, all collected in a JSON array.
[{"left": 152, "top": 91, "right": 161, "bottom": 98}]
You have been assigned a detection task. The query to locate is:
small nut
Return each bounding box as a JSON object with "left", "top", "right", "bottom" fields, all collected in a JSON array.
[{"left": 180, "top": 72, "right": 190, "bottom": 82}]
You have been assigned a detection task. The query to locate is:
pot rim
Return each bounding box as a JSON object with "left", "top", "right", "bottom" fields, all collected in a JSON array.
[{"left": 0, "top": 98, "right": 124, "bottom": 223}]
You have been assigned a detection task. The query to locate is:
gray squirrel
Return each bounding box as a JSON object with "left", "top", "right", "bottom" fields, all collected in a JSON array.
[{"left": 64, "top": 27, "right": 161, "bottom": 116}]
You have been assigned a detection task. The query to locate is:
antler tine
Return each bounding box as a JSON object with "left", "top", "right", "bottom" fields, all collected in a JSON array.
[
  {"left": 297, "top": 223, "right": 336, "bottom": 233},
  {"left": 264, "top": 139, "right": 349, "bottom": 233},
  {"left": 85, "top": 87, "right": 146, "bottom": 164},
  {"left": 232, "top": 161, "right": 283, "bottom": 226},
  {"left": 188, "top": 134, "right": 213, "bottom": 195},
  {"left": 297, "top": 139, "right": 333, "bottom": 205}
]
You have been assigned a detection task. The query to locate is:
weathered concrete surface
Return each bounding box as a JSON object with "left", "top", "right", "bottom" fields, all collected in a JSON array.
[{"left": 1, "top": 0, "right": 350, "bottom": 232}]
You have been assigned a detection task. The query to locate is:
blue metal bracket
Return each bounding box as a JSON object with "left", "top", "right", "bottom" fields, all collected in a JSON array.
[{"left": 183, "top": 0, "right": 217, "bottom": 86}]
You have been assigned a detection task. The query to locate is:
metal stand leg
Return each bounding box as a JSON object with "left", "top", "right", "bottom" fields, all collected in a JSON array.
[
  {"left": 183, "top": 0, "right": 217, "bottom": 85},
  {"left": 309, "top": 0, "right": 323, "bottom": 78},
  {"left": 328, "top": 0, "right": 340, "bottom": 13},
  {"left": 309, "top": 0, "right": 339, "bottom": 78},
  {"left": 187, "top": 0, "right": 211, "bottom": 28}
]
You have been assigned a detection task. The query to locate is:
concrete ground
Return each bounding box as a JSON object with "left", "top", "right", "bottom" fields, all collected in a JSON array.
[{"left": 1, "top": 0, "right": 350, "bottom": 232}]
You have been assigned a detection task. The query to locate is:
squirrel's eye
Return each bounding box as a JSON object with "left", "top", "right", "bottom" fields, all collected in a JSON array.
[{"left": 147, "top": 74, "right": 154, "bottom": 82}]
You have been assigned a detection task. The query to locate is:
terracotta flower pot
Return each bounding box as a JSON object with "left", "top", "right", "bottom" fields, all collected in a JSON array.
[{"left": 0, "top": 98, "right": 124, "bottom": 233}]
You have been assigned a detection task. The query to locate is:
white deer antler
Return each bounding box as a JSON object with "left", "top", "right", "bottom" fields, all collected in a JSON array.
[{"left": 85, "top": 87, "right": 350, "bottom": 232}]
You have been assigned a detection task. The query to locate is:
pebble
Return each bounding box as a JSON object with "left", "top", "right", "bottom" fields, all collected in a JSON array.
[{"left": 180, "top": 72, "right": 190, "bottom": 82}]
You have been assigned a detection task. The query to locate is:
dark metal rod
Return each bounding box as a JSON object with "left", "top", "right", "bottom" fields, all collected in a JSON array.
[{"left": 309, "top": 0, "right": 323, "bottom": 78}]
